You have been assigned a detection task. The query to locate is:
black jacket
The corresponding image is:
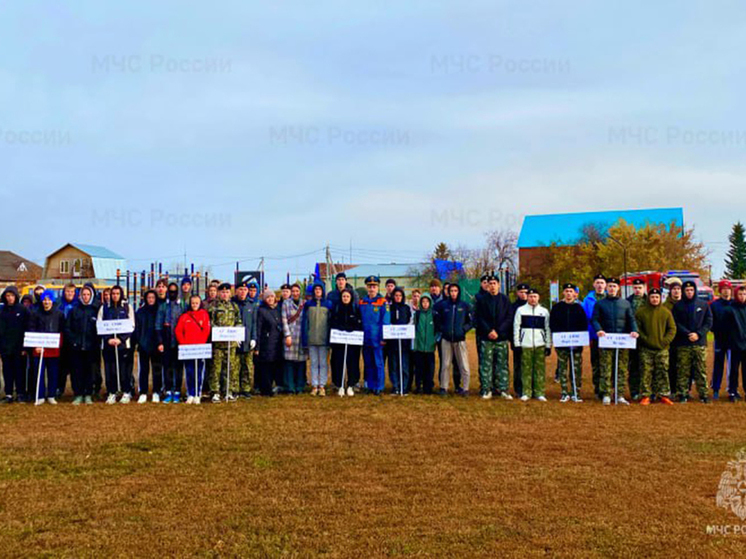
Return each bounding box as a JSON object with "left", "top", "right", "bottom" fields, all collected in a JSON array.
[
  {"left": 255, "top": 302, "right": 284, "bottom": 362},
  {"left": 66, "top": 301, "right": 100, "bottom": 352},
  {"left": 475, "top": 292, "right": 512, "bottom": 342},
  {"left": 389, "top": 293, "right": 412, "bottom": 327},
  {"left": 134, "top": 302, "right": 159, "bottom": 354},
  {"left": 710, "top": 297, "right": 732, "bottom": 341},
  {"left": 550, "top": 301, "right": 589, "bottom": 333},
  {"left": 30, "top": 306, "right": 64, "bottom": 335},
  {"left": 672, "top": 290, "right": 712, "bottom": 347},
  {"left": 435, "top": 288, "right": 473, "bottom": 343},
  {"left": 725, "top": 301, "right": 746, "bottom": 351},
  {"left": 591, "top": 296, "right": 637, "bottom": 334},
  {"left": 330, "top": 300, "right": 363, "bottom": 334},
  {"left": 0, "top": 287, "right": 29, "bottom": 355}
]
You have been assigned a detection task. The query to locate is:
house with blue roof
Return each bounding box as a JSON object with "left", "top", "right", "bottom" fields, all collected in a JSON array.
[
  {"left": 517, "top": 207, "right": 684, "bottom": 277},
  {"left": 42, "top": 243, "right": 127, "bottom": 284}
]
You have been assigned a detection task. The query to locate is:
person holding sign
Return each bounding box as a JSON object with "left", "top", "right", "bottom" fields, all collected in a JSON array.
[
  {"left": 436, "top": 283, "right": 473, "bottom": 397},
  {"left": 387, "top": 287, "right": 412, "bottom": 395},
  {"left": 301, "top": 282, "right": 332, "bottom": 396},
  {"left": 175, "top": 295, "right": 211, "bottom": 404},
  {"left": 359, "top": 275, "right": 390, "bottom": 396},
  {"left": 329, "top": 287, "right": 362, "bottom": 395},
  {"left": 513, "top": 289, "right": 551, "bottom": 402},
  {"left": 0, "top": 286, "right": 30, "bottom": 403},
  {"left": 591, "top": 277, "right": 638, "bottom": 406},
  {"left": 475, "top": 274, "right": 513, "bottom": 400},
  {"left": 255, "top": 289, "right": 284, "bottom": 396},
  {"left": 29, "top": 290, "right": 64, "bottom": 404},
  {"left": 671, "top": 280, "right": 713, "bottom": 404},
  {"left": 98, "top": 285, "right": 135, "bottom": 404},
  {"left": 66, "top": 285, "right": 100, "bottom": 405},
  {"left": 550, "top": 283, "right": 589, "bottom": 403},
  {"left": 209, "top": 283, "right": 241, "bottom": 402},
  {"left": 635, "top": 288, "right": 676, "bottom": 406}
]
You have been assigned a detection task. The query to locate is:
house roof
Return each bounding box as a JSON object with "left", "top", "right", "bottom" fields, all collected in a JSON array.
[
  {"left": 69, "top": 243, "right": 125, "bottom": 260},
  {"left": 0, "top": 251, "right": 42, "bottom": 280},
  {"left": 517, "top": 207, "right": 684, "bottom": 248},
  {"left": 44, "top": 243, "right": 127, "bottom": 281}
]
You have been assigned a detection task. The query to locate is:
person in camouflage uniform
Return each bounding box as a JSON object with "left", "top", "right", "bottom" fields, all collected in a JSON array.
[
  {"left": 233, "top": 281, "right": 258, "bottom": 398},
  {"left": 635, "top": 288, "right": 676, "bottom": 405},
  {"left": 474, "top": 273, "right": 513, "bottom": 399},
  {"left": 671, "top": 280, "right": 712, "bottom": 403},
  {"left": 209, "top": 283, "right": 241, "bottom": 402},
  {"left": 549, "top": 283, "right": 588, "bottom": 402},
  {"left": 591, "top": 277, "right": 639, "bottom": 405},
  {"left": 626, "top": 279, "right": 647, "bottom": 399}
]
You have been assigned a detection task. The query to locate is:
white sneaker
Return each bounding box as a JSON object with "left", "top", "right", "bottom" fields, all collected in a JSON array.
[
  {"left": 501, "top": 392, "right": 513, "bottom": 401},
  {"left": 120, "top": 393, "right": 131, "bottom": 404},
  {"left": 194, "top": 396, "right": 201, "bottom": 405},
  {"left": 537, "top": 396, "right": 547, "bottom": 402},
  {"left": 152, "top": 393, "right": 160, "bottom": 403},
  {"left": 106, "top": 394, "right": 117, "bottom": 405},
  {"left": 602, "top": 396, "right": 611, "bottom": 406},
  {"left": 338, "top": 387, "right": 345, "bottom": 397},
  {"left": 137, "top": 394, "right": 147, "bottom": 404},
  {"left": 211, "top": 394, "right": 221, "bottom": 403},
  {"left": 571, "top": 396, "right": 583, "bottom": 403},
  {"left": 225, "top": 394, "right": 236, "bottom": 402},
  {"left": 47, "top": 397, "right": 58, "bottom": 405},
  {"left": 186, "top": 396, "right": 195, "bottom": 405},
  {"left": 520, "top": 395, "right": 530, "bottom": 402},
  {"left": 560, "top": 395, "right": 570, "bottom": 403},
  {"left": 618, "top": 397, "right": 630, "bottom": 406},
  {"left": 346, "top": 386, "right": 354, "bottom": 397},
  {"left": 34, "top": 399, "right": 45, "bottom": 406},
  {"left": 481, "top": 392, "right": 493, "bottom": 400}
]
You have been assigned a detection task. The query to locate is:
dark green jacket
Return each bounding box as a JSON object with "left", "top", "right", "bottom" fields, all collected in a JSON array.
[
  {"left": 635, "top": 302, "right": 676, "bottom": 350},
  {"left": 414, "top": 294, "right": 436, "bottom": 353}
]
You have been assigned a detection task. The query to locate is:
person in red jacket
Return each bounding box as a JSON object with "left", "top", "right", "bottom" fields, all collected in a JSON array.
[{"left": 175, "top": 295, "right": 211, "bottom": 404}]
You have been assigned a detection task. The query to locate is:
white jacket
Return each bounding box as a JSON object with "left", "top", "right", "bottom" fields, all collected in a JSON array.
[{"left": 513, "top": 303, "right": 551, "bottom": 349}]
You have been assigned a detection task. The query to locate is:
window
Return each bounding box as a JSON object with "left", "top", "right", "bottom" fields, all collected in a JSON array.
[{"left": 60, "top": 260, "right": 70, "bottom": 274}]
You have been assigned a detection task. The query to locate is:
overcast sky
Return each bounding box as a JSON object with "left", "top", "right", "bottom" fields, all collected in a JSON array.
[{"left": 1, "top": 1, "right": 743, "bottom": 283}]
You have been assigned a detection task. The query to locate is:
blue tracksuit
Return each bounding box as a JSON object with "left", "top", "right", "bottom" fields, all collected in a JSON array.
[{"left": 359, "top": 294, "right": 390, "bottom": 392}]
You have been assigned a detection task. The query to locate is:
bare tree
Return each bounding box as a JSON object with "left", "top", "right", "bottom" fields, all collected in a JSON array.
[{"left": 485, "top": 229, "right": 518, "bottom": 272}]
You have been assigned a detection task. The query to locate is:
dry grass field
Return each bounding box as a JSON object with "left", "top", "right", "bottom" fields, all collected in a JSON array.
[{"left": 1, "top": 338, "right": 745, "bottom": 557}]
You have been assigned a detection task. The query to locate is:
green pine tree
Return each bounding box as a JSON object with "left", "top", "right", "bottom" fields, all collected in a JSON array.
[{"left": 725, "top": 221, "right": 746, "bottom": 279}]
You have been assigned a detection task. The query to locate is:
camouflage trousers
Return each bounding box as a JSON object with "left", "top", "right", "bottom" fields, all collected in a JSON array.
[
  {"left": 521, "top": 347, "right": 546, "bottom": 398},
  {"left": 209, "top": 343, "right": 239, "bottom": 395},
  {"left": 639, "top": 348, "right": 670, "bottom": 398},
  {"left": 479, "top": 340, "right": 509, "bottom": 394},
  {"left": 237, "top": 352, "right": 254, "bottom": 393},
  {"left": 556, "top": 347, "right": 583, "bottom": 397},
  {"left": 676, "top": 345, "right": 709, "bottom": 398},
  {"left": 599, "top": 348, "right": 629, "bottom": 398}
]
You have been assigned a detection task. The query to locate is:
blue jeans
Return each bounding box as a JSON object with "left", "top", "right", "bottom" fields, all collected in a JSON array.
[
  {"left": 184, "top": 360, "right": 206, "bottom": 397},
  {"left": 283, "top": 361, "right": 306, "bottom": 393},
  {"left": 33, "top": 356, "right": 59, "bottom": 400},
  {"left": 308, "top": 346, "right": 329, "bottom": 386},
  {"left": 388, "top": 341, "right": 410, "bottom": 394}
]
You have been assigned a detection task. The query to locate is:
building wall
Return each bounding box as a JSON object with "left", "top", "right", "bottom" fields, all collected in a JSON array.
[
  {"left": 44, "top": 247, "right": 95, "bottom": 280},
  {"left": 328, "top": 275, "right": 428, "bottom": 293}
]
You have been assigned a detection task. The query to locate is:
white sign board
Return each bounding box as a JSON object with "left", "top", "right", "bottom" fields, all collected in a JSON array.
[
  {"left": 212, "top": 326, "right": 246, "bottom": 342},
  {"left": 178, "top": 344, "right": 213, "bottom": 360},
  {"left": 23, "top": 332, "right": 61, "bottom": 349},
  {"left": 598, "top": 333, "right": 637, "bottom": 349},
  {"left": 383, "top": 324, "right": 415, "bottom": 340},
  {"left": 552, "top": 331, "right": 590, "bottom": 348},
  {"left": 330, "top": 329, "right": 364, "bottom": 346},
  {"left": 97, "top": 319, "right": 135, "bottom": 335}
]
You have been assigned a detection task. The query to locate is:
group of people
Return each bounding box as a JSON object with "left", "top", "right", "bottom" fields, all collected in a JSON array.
[{"left": 0, "top": 270, "right": 743, "bottom": 406}]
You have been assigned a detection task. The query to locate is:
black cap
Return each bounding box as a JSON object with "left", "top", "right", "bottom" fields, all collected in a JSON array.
[
  {"left": 649, "top": 288, "right": 662, "bottom": 295},
  {"left": 335, "top": 272, "right": 347, "bottom": 280},
  {"left": 632, "top": 278, "right": 644, "bottom": 286},
  {"left": 280, "top": 283, "right": 291, "bottom": 290},
  {"left": 527, "top": 288, "right": 539, "bottom": 295},
  {"left": 218, "top": 282, "right": 232, "bottom": 291},
  {"left": 365, "top": 275, "right": 380, "bottom": 285},
  {"left": 562, "top": 283, "right": 577, "bottom": 290},
  {"left": 593, "top": 274, "right": 606, "bottom": 281},
  {"left": 480, "top": 273, "right": 490, "bottom": 282},
  {"left": 683, "top": 280, "right": 697, "bottom": 289},
  {"left": 606, "top": 277, "right": 620, "bottom": 286},
  {"left": 515, "top": 283, "right": 530, "bottom": 291},
  {"left": 236, "top": 281, "right": 249, "bottom": 289}
]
